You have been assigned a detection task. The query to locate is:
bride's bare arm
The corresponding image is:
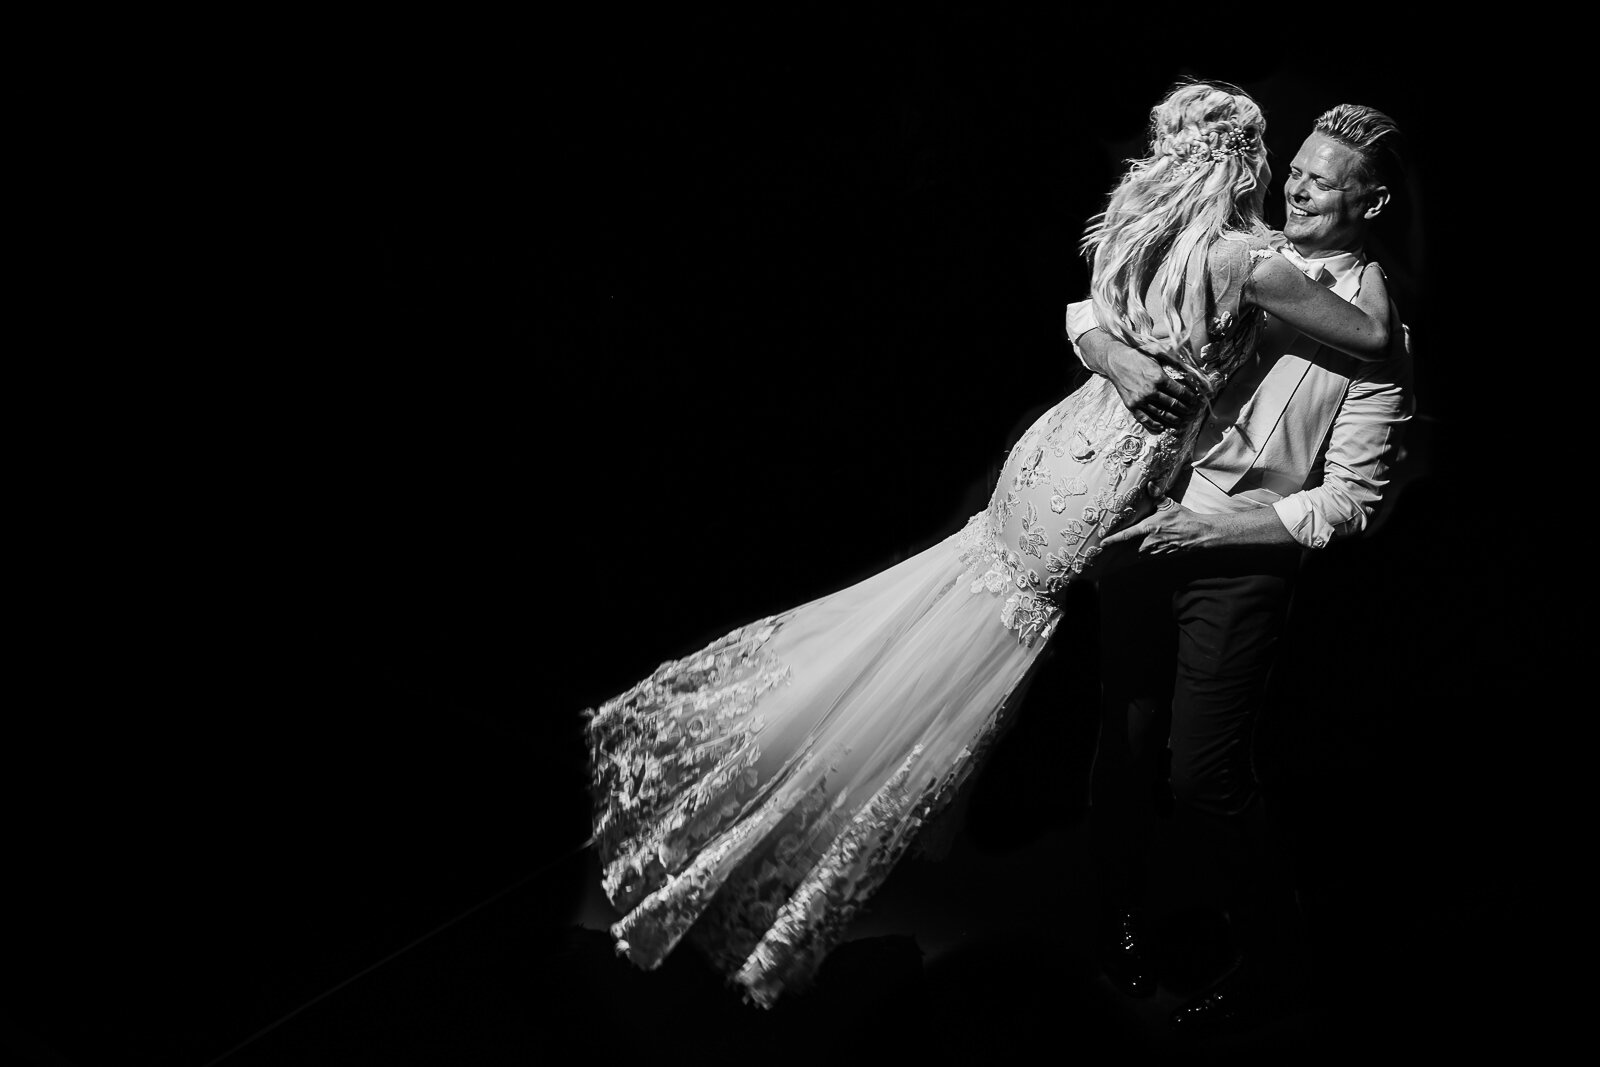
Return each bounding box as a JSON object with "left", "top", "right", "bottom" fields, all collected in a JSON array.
[{"left": 1247, "top": 253, "right": 1392, "bottom": 361}]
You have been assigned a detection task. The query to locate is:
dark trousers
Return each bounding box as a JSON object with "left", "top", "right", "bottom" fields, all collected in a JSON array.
[{"left": 1089, "top": 544, "right": 1303, "bottom": 965}]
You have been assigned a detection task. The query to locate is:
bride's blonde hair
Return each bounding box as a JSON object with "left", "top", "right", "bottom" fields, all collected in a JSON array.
[{"left": 1080, "top": 80, "right": 1269, "bottom": 385}]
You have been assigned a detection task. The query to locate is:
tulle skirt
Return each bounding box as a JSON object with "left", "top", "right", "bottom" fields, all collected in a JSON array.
[{"left": 583, "top": 511, "right": 1058, "bottom": 1006}]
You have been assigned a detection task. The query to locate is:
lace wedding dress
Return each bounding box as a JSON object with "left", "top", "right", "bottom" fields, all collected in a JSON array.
[{"left": 583, "top": 233, "right": 1271, "bottom": 1006}]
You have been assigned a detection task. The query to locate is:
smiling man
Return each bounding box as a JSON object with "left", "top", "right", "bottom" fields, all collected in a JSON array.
[
  {"left": 1283, "top": 126, "right": 1390, "bottom": 259},
  {"left": 1063, "top": 103, "right": 1414, "bottom": 1036}
]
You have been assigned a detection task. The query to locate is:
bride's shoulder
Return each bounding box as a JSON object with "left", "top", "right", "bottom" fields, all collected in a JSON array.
[
  {"left": 1218, "top": 225, "right": 1281, "bottom": 249},
  {"left": 1209, "top": 227, "right": 1285, "bottom": 276},
  {"left": 1205, "top": 228, "right": 1278, "bottom": 313},
  {"left": 1207, "top": 228, "right": 1265, "bottom": 269}
]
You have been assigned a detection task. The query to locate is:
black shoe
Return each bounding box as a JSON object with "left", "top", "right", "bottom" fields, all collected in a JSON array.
[
  {"left": 1099, "top": 906, "right": 1158, "bottom": 998},
  {"left": 1168, "top": 955, "right": 1297, "bottom": 1037}
]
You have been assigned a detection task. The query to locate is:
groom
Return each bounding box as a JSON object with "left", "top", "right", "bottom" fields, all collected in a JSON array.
[{"left": 1065, "top": 103, "right": 1413, "bottom": 1034}]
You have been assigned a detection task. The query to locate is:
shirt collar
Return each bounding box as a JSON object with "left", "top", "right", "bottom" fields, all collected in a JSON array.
[{"left": 1280, "top": 242, "right": 1365, "bottom": 285}]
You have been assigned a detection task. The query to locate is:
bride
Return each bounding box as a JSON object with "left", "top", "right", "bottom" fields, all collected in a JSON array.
[{"left": 581, "top": 79, "right": 1392, "bottom": 1007}]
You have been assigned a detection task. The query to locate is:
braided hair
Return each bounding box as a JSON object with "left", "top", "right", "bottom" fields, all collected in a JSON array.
[{"left": 1080, "top": 80, "right": 1270, "bottom": 386}]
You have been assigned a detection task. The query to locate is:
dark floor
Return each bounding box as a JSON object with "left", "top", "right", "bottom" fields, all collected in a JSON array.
[{"left": 8, "top": 789, "right": 1540, "bottom": 1065}]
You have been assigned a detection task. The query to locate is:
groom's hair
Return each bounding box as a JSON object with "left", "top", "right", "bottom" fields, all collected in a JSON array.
[{"left": 1314, "top": 104, "right": 1405, "bottom": 205}]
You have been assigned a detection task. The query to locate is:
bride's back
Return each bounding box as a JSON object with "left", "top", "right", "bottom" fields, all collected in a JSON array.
[{"left": 1082, "top": 81, "right": 1271, "bottom": 376}]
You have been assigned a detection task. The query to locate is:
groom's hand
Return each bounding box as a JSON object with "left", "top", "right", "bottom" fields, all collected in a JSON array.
[
  {"left": 1081, "top": 330, "right": 1199, "bottom": 433},
  {"left": 1102, "top": 483, "right": 1213, "bottom": 555}
]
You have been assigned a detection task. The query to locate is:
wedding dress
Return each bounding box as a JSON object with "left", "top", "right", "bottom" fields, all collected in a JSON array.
[{"left": 583, "top": 232, "right": 1271, "bottom": 1006}]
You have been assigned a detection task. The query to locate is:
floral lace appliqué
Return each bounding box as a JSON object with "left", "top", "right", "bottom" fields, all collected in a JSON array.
[
  {"left": 956, "top": 512, "right": 1060, "bottom": 646},
  {"left": 585, "top": 619, "right": 791, "bottom": 913}
]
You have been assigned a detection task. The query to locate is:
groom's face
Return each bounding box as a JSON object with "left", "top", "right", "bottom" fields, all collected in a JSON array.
[{"left": 1281, "top": 132, "right": 1381, "bottom": 256}]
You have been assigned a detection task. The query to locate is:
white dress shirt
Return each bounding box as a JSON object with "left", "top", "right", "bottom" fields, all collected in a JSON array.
[{"left": 1065, "top": 245, "right": 1414, "bottom": 549}]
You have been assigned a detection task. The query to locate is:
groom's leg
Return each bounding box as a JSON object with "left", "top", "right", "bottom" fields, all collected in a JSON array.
[
  {"left": 1165, "top": 546, "right": 1302, "bottom": 972},
  {"left": 1088, "top": 560, "right": 1177, "bottom": 904}
]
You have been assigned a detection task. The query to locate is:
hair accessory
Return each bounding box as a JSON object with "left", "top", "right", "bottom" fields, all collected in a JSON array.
[{"left": 1171, "top": 124, "right": 1258, "bottom": 177}]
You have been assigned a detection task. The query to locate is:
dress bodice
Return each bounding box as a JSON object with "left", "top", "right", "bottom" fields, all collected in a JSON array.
[{"left": 963, "top": 231, "right": 1273, "bottom": 644}]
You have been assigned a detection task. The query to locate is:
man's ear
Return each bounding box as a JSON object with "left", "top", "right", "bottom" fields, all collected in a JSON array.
[{"left": 1363, "top": 184, "right": 1391, "bottom": 221}]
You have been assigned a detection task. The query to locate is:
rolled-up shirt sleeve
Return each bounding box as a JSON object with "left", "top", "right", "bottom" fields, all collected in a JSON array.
[
  {"left": 1064, "top": 300, "right": 1100, "bottom": 371},
  {"left": 1270, "top": 325, "right": 1415, "bottom": 549}
]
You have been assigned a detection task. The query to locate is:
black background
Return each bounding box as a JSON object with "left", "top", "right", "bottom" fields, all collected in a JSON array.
[{"left": 6, "top": 11, "right": 1545, "bottom": 1064}]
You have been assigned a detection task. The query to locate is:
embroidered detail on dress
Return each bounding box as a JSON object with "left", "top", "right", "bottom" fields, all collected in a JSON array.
[
  {"left": 1010, "top": 446, "right": 1050, "bottom": 491},
  {"left": 689, "top": 770, "right": 851, "bottom": 980},
  {"left": 609, "top": 757, "right": 807, "bottom": 972},
  {"left": 954, "top": 511, "right": 1062, "bottom": 645},
  {"left": 586, "top": 619, "right": 792, "bottom": 914},
  {"left": 734, "top": 746, "right": 926, "bottom": 1006},
  {"left": 1105, "top": 505, "right": 1139, "bottom": 533},
  {"left": 1050, "top": 475, "right": 1087, "bottom": 512},
  {"left": 1017, "top": 502, "right": 1048, "bottom": 559},
  {"left": 998, "top": 591, "right": 1056, "bottom": 646},
  {"left": 1110, "top": 435, "right": 1144, "bottom": 466}
]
